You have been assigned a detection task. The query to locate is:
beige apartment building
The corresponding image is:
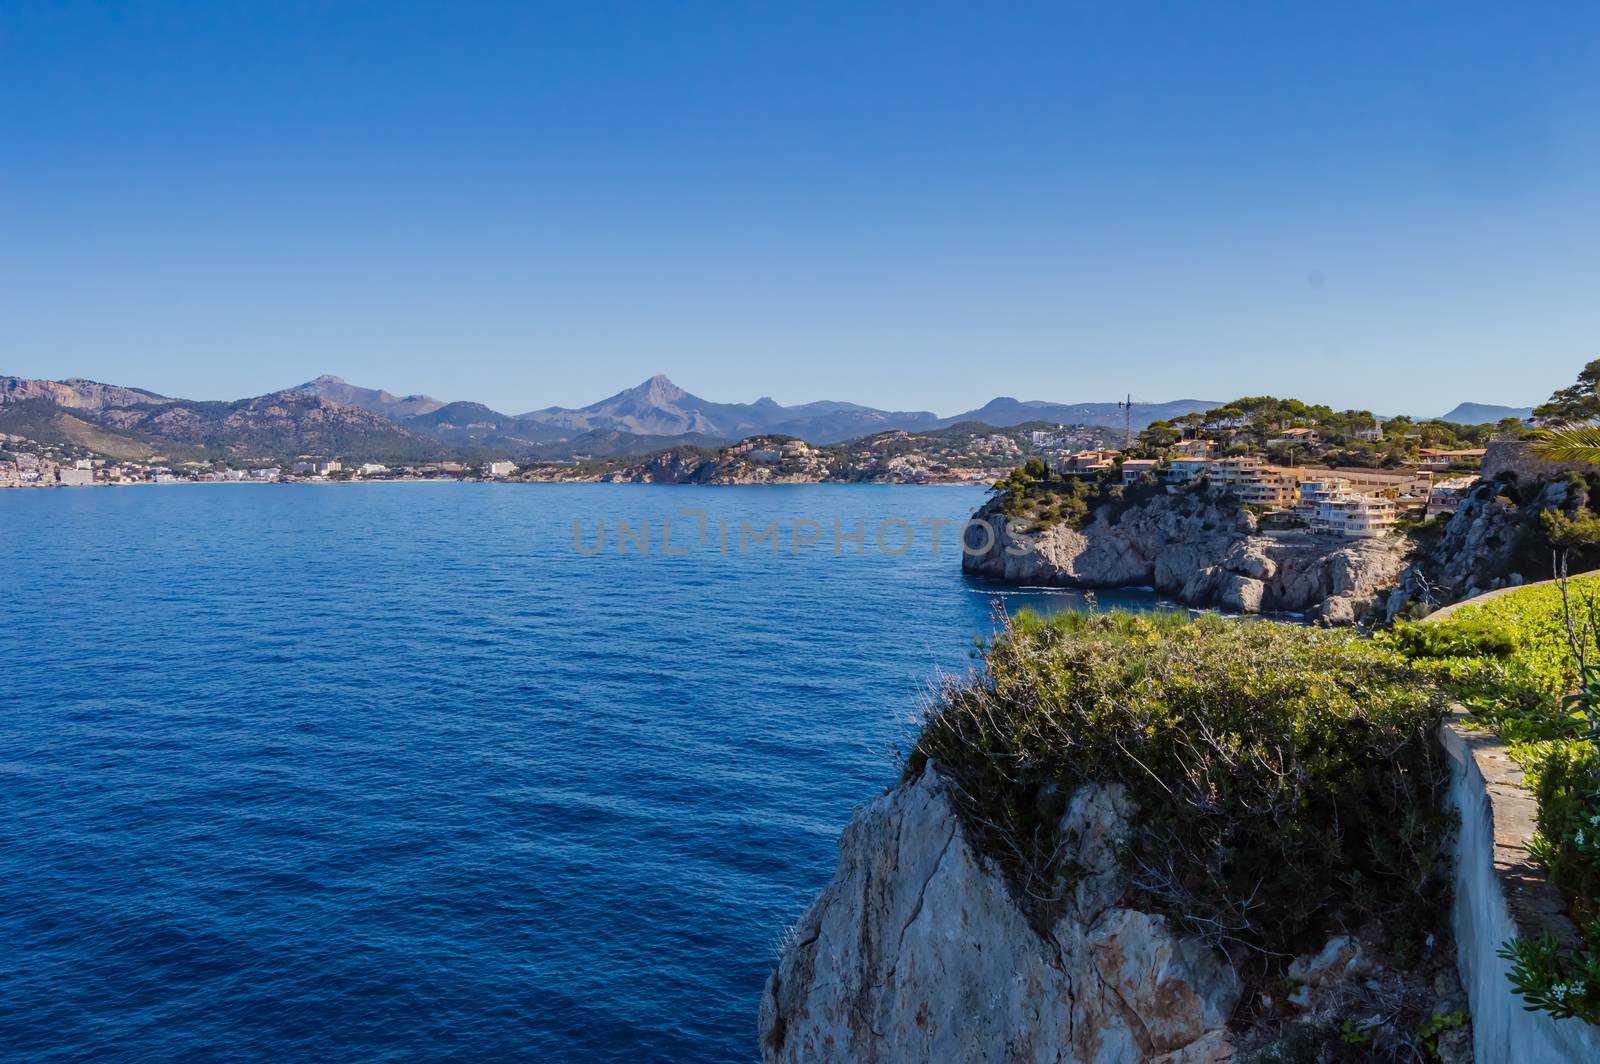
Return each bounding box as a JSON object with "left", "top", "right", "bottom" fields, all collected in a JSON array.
[{"left": 1063, "top": 449, "right": 1121, "bottom": 474}]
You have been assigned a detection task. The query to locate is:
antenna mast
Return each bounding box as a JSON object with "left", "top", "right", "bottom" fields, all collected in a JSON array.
[{"left": 1117, "top": 393, "right": 1136, "bottom": 448}]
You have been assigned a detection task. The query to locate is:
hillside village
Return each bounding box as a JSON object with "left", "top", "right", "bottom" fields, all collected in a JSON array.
[
  {"left": 1045, "top": 447, "right": 1482, "bottom": 539},
  {"left": 1023, "top": 398, "right": 1517, "bottom": 539}
]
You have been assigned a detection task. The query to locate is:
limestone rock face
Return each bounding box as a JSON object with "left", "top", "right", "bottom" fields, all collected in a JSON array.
[
  {"left": 961, "top": 494, "right": 1406, "bottom": 624},
  {"left": 759, "top": 767, "right": 1241, "bottom": 1063},
  {"left": 1386, "top": 477, "right": 1574, "bottom": 617}
]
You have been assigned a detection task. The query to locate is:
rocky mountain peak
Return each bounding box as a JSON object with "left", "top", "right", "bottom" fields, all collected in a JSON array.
[{"left": 629, "top": 374, "right": 689, "bottom": 404}]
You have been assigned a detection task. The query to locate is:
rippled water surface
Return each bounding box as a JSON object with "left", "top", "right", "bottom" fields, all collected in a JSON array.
[{"left": 0, "top": 483, "right": 1171, "bottom": 1062}]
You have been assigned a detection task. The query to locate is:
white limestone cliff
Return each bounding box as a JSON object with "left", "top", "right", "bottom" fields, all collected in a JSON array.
[
  {"left": 759, "top": 766, "right": 1241, "bottom": 1063},
  {"left": 961, "top": 493, "right": 1405, "bottom": 624}
]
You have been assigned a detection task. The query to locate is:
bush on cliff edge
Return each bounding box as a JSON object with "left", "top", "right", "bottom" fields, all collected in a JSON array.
[{"left": 909, "top": 611, "right": 1454, "bottom": 969}]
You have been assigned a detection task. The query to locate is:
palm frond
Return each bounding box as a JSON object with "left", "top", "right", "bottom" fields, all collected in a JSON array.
[{"left": 1529, "top": 423, "right": 1600, "bottom": 465}]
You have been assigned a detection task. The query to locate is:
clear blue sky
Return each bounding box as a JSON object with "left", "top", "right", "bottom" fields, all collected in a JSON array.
[{"left": 3, "top": 1, "right": 1597, "bottom": 416}]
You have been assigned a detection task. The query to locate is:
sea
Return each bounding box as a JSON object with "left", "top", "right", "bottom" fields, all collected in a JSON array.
[{"left": 0, "top": 483, "right": 1175, "bottom": 1063}]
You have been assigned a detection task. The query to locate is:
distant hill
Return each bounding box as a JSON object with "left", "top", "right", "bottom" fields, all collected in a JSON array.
[
  {"left": 95, "top": 390, "right": 445, "bottom": 461},
  {"left": 403, "top": 401, "right": 571, "bottom": 452},
  {"left": 0, "top": 398, "right": 196, "bottom": 461},
  {"left": 294, "top": 374, "right": 446, "bottom": 419},
  {"left": 516, "top": 374, "right": 943, "bottom": 443},
  {"left": 1436, "top": 402, "right": 1534, "bottom": 425},
  {"left": 942, "top": 397, "right": 1218, "bottom": 431}
]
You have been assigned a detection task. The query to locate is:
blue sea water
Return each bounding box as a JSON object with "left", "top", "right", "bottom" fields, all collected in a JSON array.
[{"left": 0, "top": 483, "right": 1173, "bottom": 1063}]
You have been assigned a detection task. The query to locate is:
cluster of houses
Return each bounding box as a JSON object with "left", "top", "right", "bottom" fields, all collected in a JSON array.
[
  {"left": 2, "top": 452, "right": 526, "bottom": 488},
  {"left": 1052, "top": 445, "right": 1482, "bottom": 539},
  {"left": 1, "top": 455, "right": 100, "bottom": 487}
]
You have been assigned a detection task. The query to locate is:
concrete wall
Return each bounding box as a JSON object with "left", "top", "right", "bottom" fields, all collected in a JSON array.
[{"left": 1440, "top": 715, "right": 1600, "bottom": 1061}]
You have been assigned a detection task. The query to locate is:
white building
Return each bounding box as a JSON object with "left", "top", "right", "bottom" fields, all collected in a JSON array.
[
  {"left": 358, "top": 463, "right": 389, "bottom": 476},
  {"left": 486, "top": 460, "right": 517, "bottom": 478},
  {"left": 57, "top": 466, "right": 94, "bottom": 486},
  {"left": 1311, "top": 494, "right": 1397, "bottom": 538},
  {"left": 1295, "top": 477, "right": 1352, "bottom": 518}
]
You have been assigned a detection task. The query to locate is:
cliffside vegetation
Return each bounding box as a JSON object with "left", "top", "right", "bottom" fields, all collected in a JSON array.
[
  {"left": 1389, "top": 469, "right": 1600, "bottom": 619},
  {"left": 1384, "top": 580, "right": 1600, "bottom": 1024},
  {"left": 1134, "top": 395, "right": 1520, "bottom": 469},
  {"left": 1535, "top": 358, "right": 1600, "bottom": 425},
  {"left": 908, "top": 612, "right": 1453, "bottom": 977},
  {"left": 989, "top": 459, "right": 1186, "bottom": 530}
]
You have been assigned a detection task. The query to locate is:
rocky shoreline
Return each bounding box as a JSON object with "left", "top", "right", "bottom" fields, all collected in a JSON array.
[{"left": 961, "top": 491, "right": 1406, "bottom": 625}]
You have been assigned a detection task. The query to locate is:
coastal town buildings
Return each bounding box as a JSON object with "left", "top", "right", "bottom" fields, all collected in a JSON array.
[
  {"left": 1048, "top": 446, "right": 1447, "bottom": 540},
  {"left": 486, "top": 460, "right": 517, "bottom": 477}
]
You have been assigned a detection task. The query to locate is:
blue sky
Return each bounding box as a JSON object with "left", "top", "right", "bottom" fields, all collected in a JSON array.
[{"left": 3, "top": 2, "right": 1597, "bottom": 416}]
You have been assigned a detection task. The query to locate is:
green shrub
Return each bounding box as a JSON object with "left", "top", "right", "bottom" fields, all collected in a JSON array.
[
  {"left": 1384, "top": 617, "right": 1517, "bottom": 660},
  {"left": 909, "top": 611, "right": 1454, "bottom": 969},
  {"left": 1377, "top": 580, "right": 1600, "bottom": 744},
  {"left": 1495, "top": 738, "right": 1600, "bottom": 1024}
]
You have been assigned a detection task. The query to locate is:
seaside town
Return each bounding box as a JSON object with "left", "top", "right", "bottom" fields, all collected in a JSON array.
[{"left": 0, "top": 451, "right": 522, "bottom": 488}]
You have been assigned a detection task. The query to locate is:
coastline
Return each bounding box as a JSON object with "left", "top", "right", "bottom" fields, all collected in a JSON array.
[{"left": 2, "top": 476, "right": 998, "bottom": 491}]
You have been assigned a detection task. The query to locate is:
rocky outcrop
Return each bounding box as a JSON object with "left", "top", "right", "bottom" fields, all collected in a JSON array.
[
  {"left": 961, "top": 493, "right": 1406, "bottom": 624},
  {"left": 1384, "top": 476, "right": 1579, "bottom": 617},
  {"left": 760, "top": 766, "right": 1242, "bottom": 1063}
]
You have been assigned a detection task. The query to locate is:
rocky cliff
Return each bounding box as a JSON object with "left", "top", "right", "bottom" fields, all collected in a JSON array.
[
  {"left": 760, "top": 767, "right": 1241, "bottom": 1063},
  {"left": 1385, "top": 474, "right": 1579, "bottom": 618},
  {"left": 961, "top": 492, "right": 1406, "bottom": 624},
  {"left": 761, "top": 766, "right": 1465, "bottom": 1062},
  {"left": 0, "top": 376, "right": 170, "bottom": 411}
]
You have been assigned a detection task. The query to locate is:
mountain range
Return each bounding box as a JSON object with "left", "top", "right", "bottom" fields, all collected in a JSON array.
[
  {"left": 296, "top": 373, "right": 1220, "bottom": 445},
  {"left": 0, "top": 371, "right": 1534, "bottom": 463}
]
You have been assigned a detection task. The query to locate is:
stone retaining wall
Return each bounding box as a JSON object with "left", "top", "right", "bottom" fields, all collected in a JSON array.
[
  {"left": 1481, "top": 439, "right": 1591, "bottom": 482},
  {"left": 1440, "top": 712, "right": 1600, "bottom": 1060}
]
